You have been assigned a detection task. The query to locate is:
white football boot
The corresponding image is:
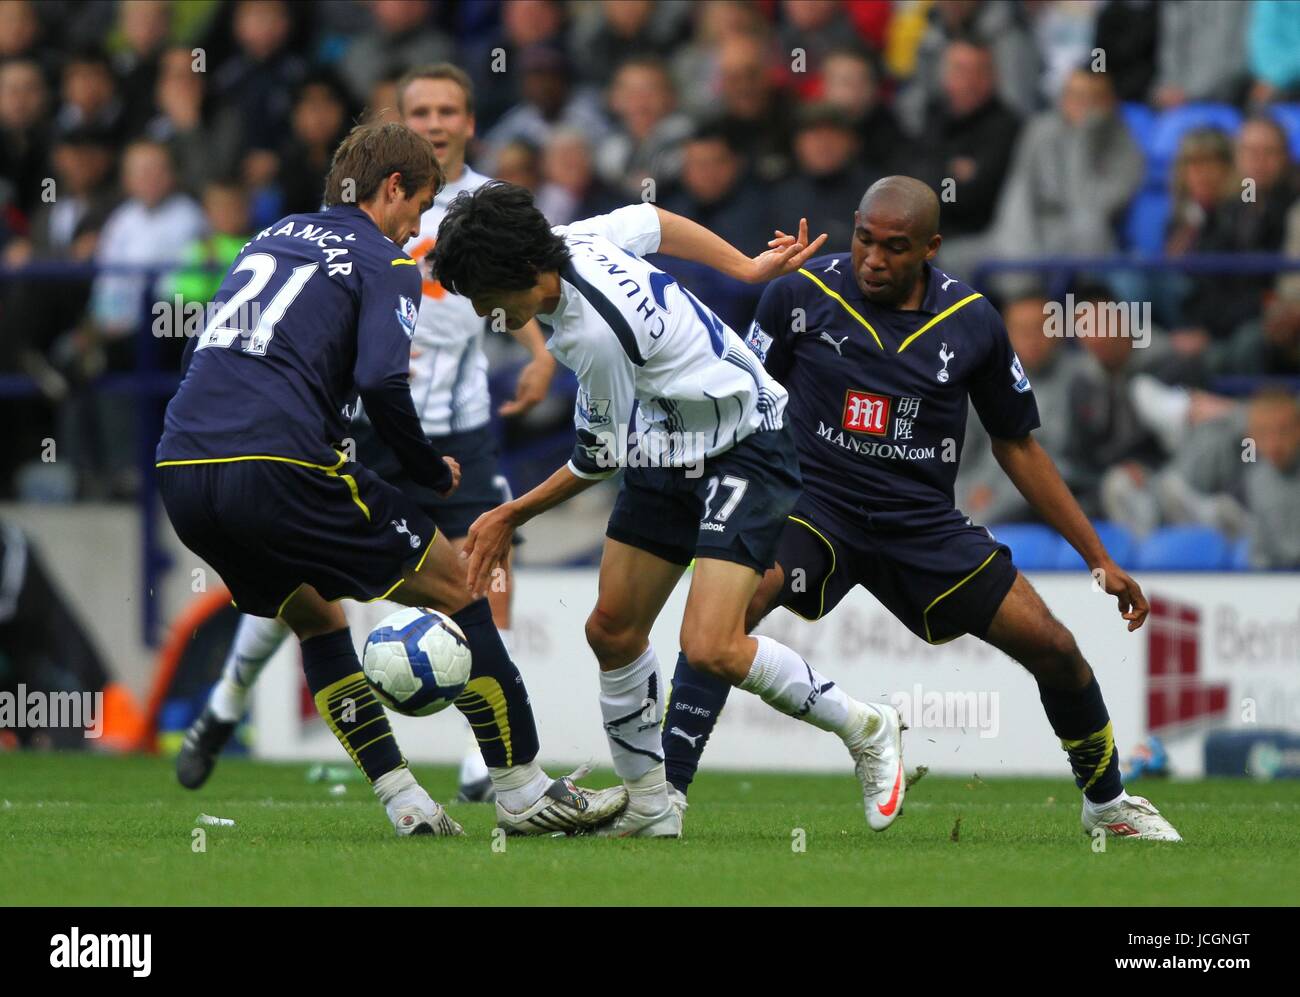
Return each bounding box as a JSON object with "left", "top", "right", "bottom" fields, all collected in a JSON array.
[
  {"left": 850, "top": 703, "right": 907, "bottom": 831},
  {"left": 667, "top": 785, "right": 689, "bottom": 817},
  {"left": 1082, "top": 794, "right": 1183, "bottom": 841},
  {"left": 386, "top": 787, "right": 464, "bottom": 837},
  {"left": 495, "top": 766, "right": 628, "bottom": 835},
  {"left": 593, "top": 800, "right": 682, "bottom": 838}
]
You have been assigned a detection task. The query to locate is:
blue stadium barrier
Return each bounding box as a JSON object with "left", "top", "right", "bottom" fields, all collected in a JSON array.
[
  {"left": 1054, "top": 521, "right": 1138, "bottom": 570},
  {"left": 986, "top": 523, "right": 1060, "bottom": 569},
  {"left": 1136, "top": 525, "right": 1233, "bottom": 570}
]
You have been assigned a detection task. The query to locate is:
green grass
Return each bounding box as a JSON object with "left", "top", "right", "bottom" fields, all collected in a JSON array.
[{"left": 1, "top": 754, "right": 1296, "bottom": 905}]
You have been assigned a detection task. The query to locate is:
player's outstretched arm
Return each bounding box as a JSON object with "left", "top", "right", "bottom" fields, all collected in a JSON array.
[
  {"left": 655, "top": 208, "right": 828, "bottom": 283},
  {"left": 991, "top": 433, "right": 1150, "bottom": 632},
  {"left": 462, "top": 463, "right": 599, "bottom": 598}
]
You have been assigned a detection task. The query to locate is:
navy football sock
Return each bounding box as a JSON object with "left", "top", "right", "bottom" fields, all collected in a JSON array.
[
  {"left": 1038, "top": 676, "right": 1124, "bottom": 804},
  {"left": 451, "top": 598, "right": 540, "bottom": 769},
  {"left": 302, "top": 628, "right": 405, "bottom": 783},
  {"left": 662, "top": 652, "right": 732, "bottom": 794}
]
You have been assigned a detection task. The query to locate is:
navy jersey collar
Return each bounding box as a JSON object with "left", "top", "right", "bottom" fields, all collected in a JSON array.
[{"left": 838, "top": 260, "right": 946, "bottom": 316}]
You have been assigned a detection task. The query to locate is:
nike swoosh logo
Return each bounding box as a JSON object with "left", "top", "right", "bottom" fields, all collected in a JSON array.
[{"left": 877, "top": 762, "right": 903, "bottom": 817}]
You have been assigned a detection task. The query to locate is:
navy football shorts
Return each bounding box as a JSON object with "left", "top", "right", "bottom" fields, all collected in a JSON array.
[
  {"left": 605, "top": 426, "right": 803, "bottom": 574},
  {"left": 351, "top": 422, "right": 515, "bottom": 540},
  {"left": 777, "top": 492, "right": 1018, "bottom": 644},
  {"left": 159, "top": 456, "right": 437, "bottom": 619}
]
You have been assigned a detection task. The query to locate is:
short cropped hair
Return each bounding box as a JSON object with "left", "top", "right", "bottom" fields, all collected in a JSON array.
[
  {"left": 432, "top": 181, "right": 570, "bottom": 297},
  {"left": 323, "top": 122, "right": 442, "bottom": 207},
  {"left": 396, "top": 62, "right": 475, "bottom": 116}
]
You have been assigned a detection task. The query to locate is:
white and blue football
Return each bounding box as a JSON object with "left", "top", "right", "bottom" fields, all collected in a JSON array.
[{"left": 362, "top": 608, "right": 472, "bottom": 716}]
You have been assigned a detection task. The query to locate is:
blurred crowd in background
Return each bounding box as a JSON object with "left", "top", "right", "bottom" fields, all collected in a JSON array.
[{"left": 0, "top": 0, "right": 1296, "bottom": 567}]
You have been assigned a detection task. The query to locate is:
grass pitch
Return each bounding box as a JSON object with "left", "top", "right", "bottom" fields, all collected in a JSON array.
[{"left": 1, "top": 754, "right": 1296, "bottom": 906}]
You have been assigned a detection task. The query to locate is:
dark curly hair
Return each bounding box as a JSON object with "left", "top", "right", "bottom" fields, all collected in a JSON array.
[{"left": 432, "top": 181, "right": 570, "bottom": 299}]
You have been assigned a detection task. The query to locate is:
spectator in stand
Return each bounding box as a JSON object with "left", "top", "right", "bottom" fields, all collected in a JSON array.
[
  {"left": 273, "top": 71, "right": 352, "bottom": 216},
  {"left": 781, "top": 103, "right": 874, "bottom": 254},
  {"left": 714, "top": 31, "right": 795, "bottom": 182},
  {"left": 493, "top": 138, "right": 542, "bottom": 192},
  {"left": 896, "top": 0, "right": 1040, "bottom": 131},
  {"left": 0, "top": 0, "right": 46, "bottom": 67},
  {"left": 990, "top": 67, "right": 1143, "bottom": 265},
  {"left": 777, "top": 0, "right": 863, "bottom": 99},
  {"left": 212, "top": 0, "right": 306, "bottom": 173},
  {"left": 0, "top": 58, "right": 51, "bottom": 218},
  {"left": 465, "top": 0, "right": 568, "bottom": 132},
  {"left": 1243, "top": 388, "right": 1300, "bottom": 568},
  {"left": 162, "top": 179, "right": 250, "bottom": 307},
  {"left": 78, "top": 140, "right": 205, "bottom": 496},
  {"left": 56, "top": 47, "right": 128, "bottom": 147},
  {"left": 819, "top": 45, "right": 909, "bottom": 179},
  {"left": 1148, "top": 127, "right": 1235, "bottom": 327},
  {"left": 1179, "top": 116, "right": 1299, "bottom": 349},
  {"left": 1024, "top": 0, "right": 1101, "bottom": 103},
  {"left": 535, "top": 127, "right": 625, "bottom": 226},
  {"left": 363, "top": 73, "right": 403, "bottom": 124},
  {"left": 914, "top": 38, "right": 1021, "bottom": 276},
  {"left": 594, "top": 55, "right": 691, "bottom": 198},
  {"left": 144, "top": 45, "right": 243, "bottom": 195},
  {"left": 337, "top": 0, "right": 452, "bottom": 107},
  {"left": 1248, "top": 0, "right": 1300, "bottom": 104},
  {"left": 957, "top": 291, "right": 1085, "bottom": 525},
  {"left": 1151, "top": 0, "right": 1248, "bottom": 108},
  {"left": 111, "top": 0, "right": 172, "bottom": 137},
  {"left": 1204, "top": 294, "right": 1300, "bottom": 378},
  {"left": 658, "top": 120, "right": 772, "bottom": 258},
  {"left": 1060, "top": 283, "right": 1171, "bottom": 520},
  {"left": 1, "top": 126, "right": 117, "bottom": 438},
  {"left": 671, "top": 0, "right": 768, "bottom": 119},
  {"left": 480, "top": 44, "right": 610, "bottom": 175},
  {"left": 570, "top": 0, "right": 689, "bottom": 89},
  {"left": 1091, "top": 0, "right": 1159, "bottom": 103}
]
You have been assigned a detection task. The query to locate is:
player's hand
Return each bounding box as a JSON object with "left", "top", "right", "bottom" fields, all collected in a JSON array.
[
  {"left": 747, "top": 218, "right": 828, "bottom": 283},
  {"left": 498, "top": 353, "right": 556, "bottom": 417},
  {"left": 462, "top": 504, "right": 516, "bottom": 599},
  {"left": 436, "top": 456, "right": 461, "bottom": 497},
  {"left": 1096, "top": 559, "right": 1149, "bottom": 632}
]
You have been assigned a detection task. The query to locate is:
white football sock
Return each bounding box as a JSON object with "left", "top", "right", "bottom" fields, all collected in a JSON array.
[
  {"left": 625, "top": 764, "right": 672, "bottom": 817},
  {"left": 599, "top": 646, "right": 666, "bottom": 785},
  {"left": 489, "top": 760, "right": 550, "bottom": 812},
  {"left": 373, "top": 765, "right": 419, "bottom": 805},
  {"left": 209, "top": 615, "right": 290, "bottom": 722},
  {"left": 458, "top": 723, "right": 490, "bottom": 787},
  {"left": 740, "top": 635, "right": 881, "bottom": 749}
]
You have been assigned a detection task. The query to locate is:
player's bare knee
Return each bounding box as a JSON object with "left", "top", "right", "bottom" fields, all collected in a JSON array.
[
  {"left": 584, "top": 608, "right": 642, "bottom": 665},
  {"left": 680, "top": 631, "right": 747, "bottom": 682}
]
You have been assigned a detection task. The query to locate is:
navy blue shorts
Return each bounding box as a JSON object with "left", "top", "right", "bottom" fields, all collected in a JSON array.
[
  {"left": 351, "top": 422, "right": 514, "bottom": 540},
  {"left": 777, "top": 492, "right": 1018, "bottom": 644},
  {"left": 159, "top": 456, "right": 436, "bottom": 619},
  {"left": 606, "top": 427, "right": 803, "bottom": 574}
]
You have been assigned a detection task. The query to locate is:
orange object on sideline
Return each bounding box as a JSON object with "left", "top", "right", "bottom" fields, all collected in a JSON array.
[{"left": 140, "top": 588, "right": 234, "bottom": 753}]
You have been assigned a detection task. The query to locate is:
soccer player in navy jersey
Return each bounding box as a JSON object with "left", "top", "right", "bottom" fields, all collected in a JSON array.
[
  {"left": 661, "top": 176, "right": 1182, "bottom": 841},
  {"left": 156, "top": 122, "right": 626, "bottom": 837}
]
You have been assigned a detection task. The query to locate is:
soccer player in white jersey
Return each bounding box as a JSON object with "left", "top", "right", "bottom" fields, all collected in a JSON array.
[
  {"left": 438, "top": 183, "right": 909, "bottom": 837},
  {"left": 177, "top": 66, "right": 556, "bottom": 801}
]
